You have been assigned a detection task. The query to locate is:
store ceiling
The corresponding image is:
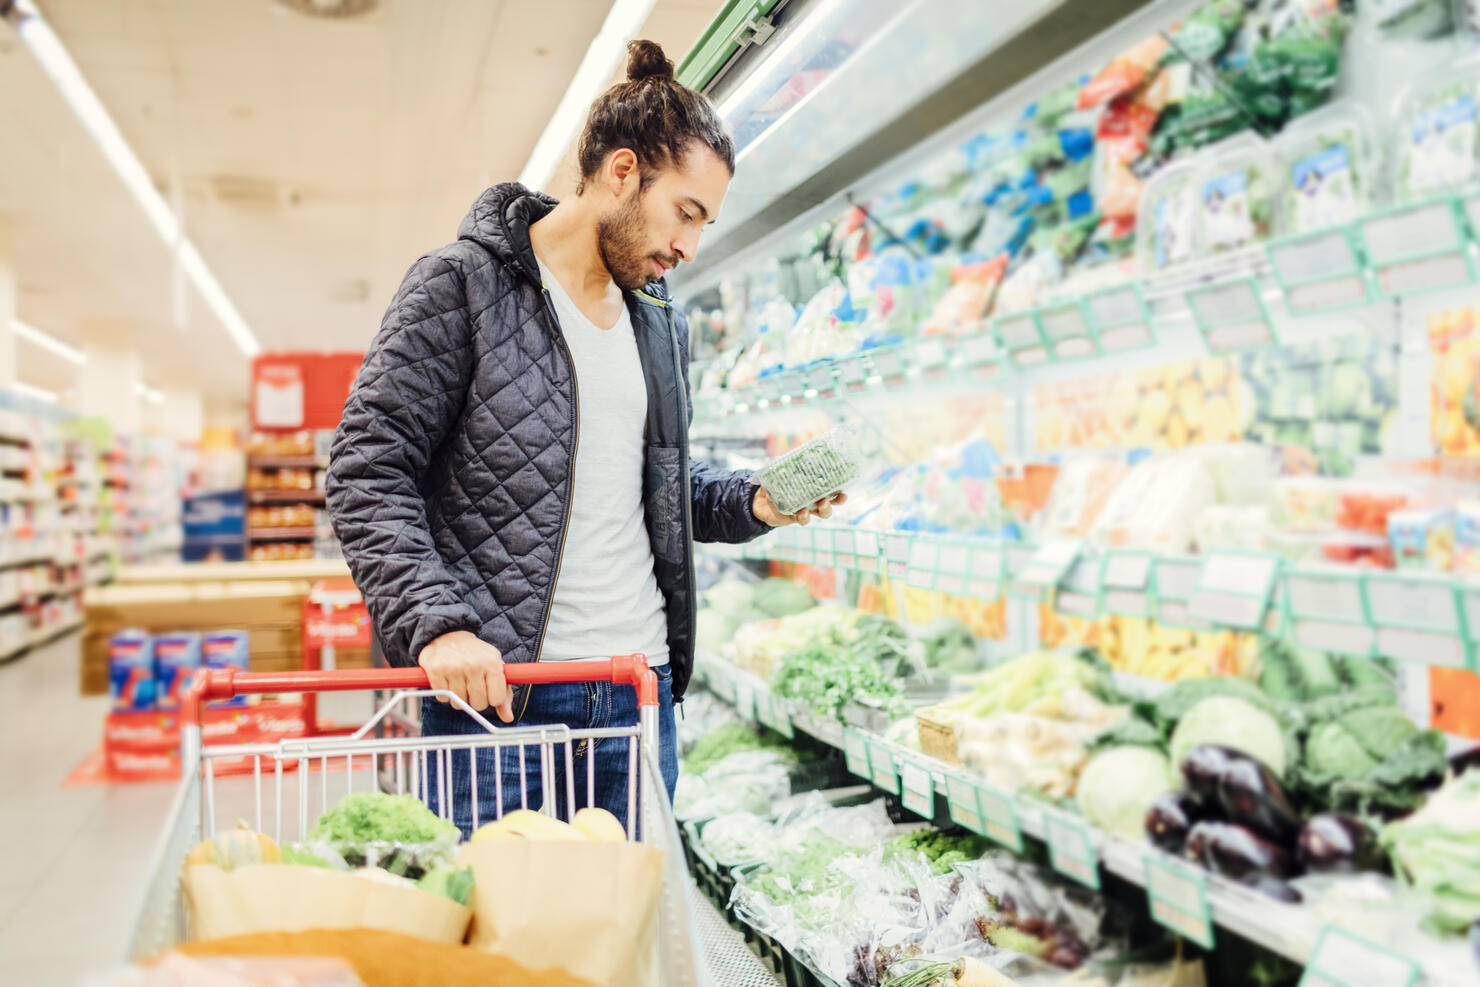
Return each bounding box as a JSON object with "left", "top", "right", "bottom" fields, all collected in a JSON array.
[{"left": 0, "top": 0, "right": 717, "bottom": 410}]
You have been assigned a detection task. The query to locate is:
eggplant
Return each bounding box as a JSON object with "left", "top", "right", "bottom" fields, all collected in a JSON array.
[
  {"left": 1180, "top": 744, "right": 1240, "bottom": 804},
  {"left": 1185, "top": 821, "right": 1295, "bottom": 881},
  {"left": 1216, "top": 754, "right": 1301, "bottom": 842},
  {"left": 1298, "top": 814, "right": 1380, "bottom": 875},
  {"left": 1246, "top": 875, "right": 1303, "bottom": 903},
  {"left": 1146, "top": 791, "right": 1204, "bottom": 853}
]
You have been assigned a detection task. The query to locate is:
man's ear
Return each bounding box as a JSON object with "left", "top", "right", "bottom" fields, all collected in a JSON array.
[{"left": 605, "top": 149, "right": 640, "bottom": 198}]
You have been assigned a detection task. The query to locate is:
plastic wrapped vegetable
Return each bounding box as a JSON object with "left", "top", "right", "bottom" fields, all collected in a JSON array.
[
  {"left": 757, "top": 427, "right": 862, "bottom": 517},
  {"left": 1195, "top": 133, "right": 1280, "bottom": 252},
  {"left": 1136, "top": 160, "right": 1199, "bottom": 272},
  {"left": 1278, "top": 101, "right": 1379, "bottom": 232},
  {"left": 1393, "top": 64, "right": 1480, "bottom": 200}
]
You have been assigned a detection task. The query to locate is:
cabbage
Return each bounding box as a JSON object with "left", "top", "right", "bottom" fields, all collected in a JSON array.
[
  {"left": 752, "top": 578, "right": 814, "bottom": 618},
  {"left": 705, "top": 579, "right": 756, "bottom": 619},
  {"left": 1169, "top": 696, "right": 1288, "bottom": 778},
  {"left": 1076, "top": 746, "right": 1174, "bottom": 839}
]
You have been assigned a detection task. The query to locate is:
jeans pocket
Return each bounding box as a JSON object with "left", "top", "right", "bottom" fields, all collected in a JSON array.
[{"left": 643, "top": 445, "right": 685, "bottom": 564}]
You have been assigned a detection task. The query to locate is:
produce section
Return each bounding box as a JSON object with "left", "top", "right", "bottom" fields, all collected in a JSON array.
[{"left": 669, "top": 0, "right": 1480, "bottom": 983}]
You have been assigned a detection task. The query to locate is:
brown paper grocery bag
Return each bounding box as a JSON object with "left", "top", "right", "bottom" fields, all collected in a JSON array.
[
  {"left": 457, "top": 840, "right": 664, "bottom": 987},
  {"left": 181, "top": 865, "right": 473, "bottom": 944}
]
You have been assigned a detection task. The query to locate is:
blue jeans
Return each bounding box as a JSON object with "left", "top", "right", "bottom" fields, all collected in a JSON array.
[{"left": 419, "top": 663, "right": 678, "bottom": 838}]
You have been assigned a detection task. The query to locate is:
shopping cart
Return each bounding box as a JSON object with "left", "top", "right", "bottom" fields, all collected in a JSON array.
[{"left": 126, "top": 654, "right": 722, "bottom": 986}]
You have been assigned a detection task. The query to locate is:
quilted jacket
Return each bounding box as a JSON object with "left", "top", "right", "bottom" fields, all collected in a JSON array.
[{"left": 327, "top": 183, "right": 768, "bottom": 710}]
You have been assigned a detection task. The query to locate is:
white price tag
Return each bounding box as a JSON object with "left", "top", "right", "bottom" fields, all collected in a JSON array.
[
  {"left": 1301, "top": 926, "right": 1419, "bottom": 987},
  {"left": 812, "top": 528, "right": 835, "bottom": 555},
  {"left": 854, "top": 531, "right": 880, "bottom": 557},
  {"left": 1361, "top": 202, "right": 1461, "bottom": 264},
  {"left": 959, "top": 332, "right": 999, "bottom": 365},
  {"left": 1287, "top": 570, "right": 1364, "bottom": 620},
  {"left": 1086, "top": 286, "right": 1143, "bottom": 327},
  {"left": 1056, "top": 590, "right": 1098, "bottom": 617},
  {"left": 1037, "top": 304, "right": 1089, "bottom": 341},
  {"left": 1365, "top": 577, "right": 1460, "bottom": 633},
  {"left": 1376, "top": 627, "right": 1469, "bottom": 668},
  {"left": 834, "top": 530, "right": 856, "bottom": 554},
  {"left": 886, "top": 535, "right": 911, "bottom": 563},
  {"left": 1155, "top": 558, "right": 1201, "bottom": 600},
  {"left": 973, "top": 783, "right": 1023, "bottom": 851},
  {"left": 908, "top": 538, "right": 939, "bottom": 571},
  {"left": 1016, "top": 538, "right": 1082, "bottom": 587},
  {"left": 1288, "top": 276, "right": 1369, "bottom": 313},
  {"left": 1144, "top": 854, "right": 1213, "bottom": 950},
  {"left": 1270, "top": 230, "right": 1358, "bottom": 283},
  {"left": 1188, "top": 590, "right": 1268, "bottom": 628},
  {"left": 1062, "top": 556, "right": 1100, "bottom": 594},
  {"left": 972, "top": 546, "right": 1005, "bottom": 581},
  {"left": 1380, "top": 254, "right": 1472, "bottom": 295},
  {"left": 996, "top": 314, "right": 1039, "bottom": 348},
  {"left": 843, "top": 731, "right": 871, "bottom": 778},
  {"left": 1103, "top": 553, "right": 1152, "bottom": 589},
  {"left": 867, "top": 741, "right": 899, "bottom": 794},
  {"left": 1201, "top": 552, "right": 1279, "bottom": 595},
  {"left": 1010, "top": 345, "right": 1050, "bottom": 367},
  {"left": 899, "top": 761, "right": 934, "bottom": 818},
  {"left": 1188, "top": 280, "right": 1264, "bottom": 326},
  {"left": 914, "top": 339, "right": 948, "bottom": 367},
  {"left": 1295, "top": 620, "right": 1376, "bottom": 657},
  {"left": 1053, "top": 337, "right": 1097, "bottom": 360},
  {"left": 887, "top": 560, "right": 907, "bottom": 580},
  {"left": 938, "top": 544, "right": 970, "bottom": 575},
  {"left": 1206, "top": 321, "right": 1276, "bottom": 352},
  {"left": 837, "top": 356, "right": 868, "bottom": 384},
  {"left": 809, "top": 365, "right": 836, "bottom": 391},
  {"left": 1104, "top": 589, "right": 1151, "bottom": 615},
  {"left": 1044, "top": 810, "right": 1099, "bottom": 890},
  {"left": 945, "top": 774, "right": 986, "bottom": 836},
  {"left": 937, "top": 574, "right": 965, "bottom": 595},
  {"left": 871, "top": 348, "right": 905, "bottom": 378},
  {"left": 1098, "top": 323, "right": 1155, "bottom": 352}
]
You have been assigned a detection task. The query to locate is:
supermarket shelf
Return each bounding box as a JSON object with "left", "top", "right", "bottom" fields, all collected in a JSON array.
[
  {"left": 697, "top": 660, "right": 1478, "bottom": 986},
  {"left": 248, "top": 455, "right": 326, "bottom": 470},
  {"left": 248, "top": 489, "right": 325, "bottom": 505},
  {"left": 247, "top": 527, "right": 317, "bottom": 541},
  {"left": 702, "top": 532, "right": 1480, "bottom": 671},
  {"left": 0, "top": 553, "right": 58, "bottom": 571},
  {"left": 0, "top": 615, "right": 83, "bottom": 663}
]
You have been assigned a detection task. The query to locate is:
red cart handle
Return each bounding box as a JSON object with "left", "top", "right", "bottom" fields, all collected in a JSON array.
[{"left": 181, "top": 654, "right": 657, "bottom": 726}]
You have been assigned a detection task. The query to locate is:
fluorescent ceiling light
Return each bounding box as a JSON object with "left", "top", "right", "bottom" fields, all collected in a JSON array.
[
  {"left": 12, "top": 381, "right": 59, "bottom": 404},
  {"left": 5, "top": 1, "right": 262, "bottom": 358},
  {"left": 12, "top": 319, "right": 86, "bottom": 365},
  {"left": 135, "top": 382, "right": 165, "bottom": 405},
  {"left": 517, "top": 0, "right": 659, "bottom": 191}
]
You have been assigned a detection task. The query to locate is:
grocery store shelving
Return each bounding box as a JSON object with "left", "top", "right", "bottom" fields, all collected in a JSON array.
[
  {"left": 247, "top": 527, "right": 317, "bottom": 541},
  {"left": 247, "top": 489, "right": 326, "bottom": 505},
  {"left": 0, "top": 615, "right": 83, "bottom": 664},
  {"left": 246, "top": 454, "right": 325, "bottom": 471},
  {"left": 695, "top": 659, "right": 1477, "bottom": 986}
]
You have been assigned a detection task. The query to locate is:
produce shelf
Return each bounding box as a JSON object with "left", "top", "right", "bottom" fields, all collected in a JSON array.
[
  {"left": 694, "top": 659, "right": 1479, "bottom": 986},
  {"left": 0, "top": 616, "right": 83, "bottom": 663}
]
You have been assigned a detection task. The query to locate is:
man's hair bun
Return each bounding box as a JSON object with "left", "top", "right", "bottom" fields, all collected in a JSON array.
[{"left": 626, "top": 39, "right": 674, "bottom": 82}]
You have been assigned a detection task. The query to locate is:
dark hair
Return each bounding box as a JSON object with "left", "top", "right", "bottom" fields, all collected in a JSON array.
[{"left": 574, "top": 40, "right": 735, "bottom": 194}]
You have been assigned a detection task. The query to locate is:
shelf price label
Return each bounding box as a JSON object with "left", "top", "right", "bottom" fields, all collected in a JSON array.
[
  {"left": 1285, "top": 567, "right": 1375, "bottom": 656},
  {"left": 934, "top": 542, "right": 971, "bottom": 596},
  {"left": 973, "top": 781, "right": 1023, "bottom": 852},
  {"left": 733, "top": 680, "right": 758, "bottom": 722},
  {"left": 1043, "top": 808, "right": 1099, "bottom": 890},
  {"left": 756, "top": 694, "right": 794, "bottom": 739},
  {"left": 1144, "top": 853, "right": 1214, "bottom": 950},
  {"left": 866, "top": 739, "right": 900, "bottom": 795},
  {"left": 1188, "top": 551, "right": 1281, "bottom": 630},
  {"left": 1054, "top": 555, "right": 1102, "bottom": 618},
  {"left": 836, "top": 355, "right": 869, "bottom": 387},
  {"left": 913, "top": 338, "right": 950, "bottom": 373},
  {"left": 1363, "top": 573, "right": 1471, "bottom": 669},
  {"left": 1100, "top": 549, "right": 1153, "bottom": 617},
  {"left": 1360, "top": 198, "right": 1476, "bottom": 298},
  {"left": 1187, "top": 279, "right": 1277, "bottom": 353},
  {"left": 1299, "top": 926, "right": 1419, "bottom": 987},
  {"left": 1267, "top": 229, "right": 1371, "bottom": 314},
  {"left": 808, "top": 363, "right": 839, "bottom": 398},
  {"left": 996, "top": 313, "right": 1049, "bottom": 367},
  {"left": 944, "top": 773, "right": 987, "bottom": 837},
  {"left": 870, "top": 346, "right": 907, "bottom": 382},
  {"left": 965, "top": 544, "right": 1005, "bottom": 601},
  {"left": 906, "top": 537, "right": 940, "bottom": 589},
  {"left": 1085, "top": 285, "right": 1155, "bottom": 353},
  {"left": 958, "top": 330, "right": 1000, "bottom": 367},
  {"left": 1013, "top": 538, "right": 1083, "bottom": 595},
  {"left": 1035, "top": 302, "right": 1097, "bottom": 361},
  {"left": 842, "top": 729, "right": 872, "bottom": 780},
  {"left": 898, "top": 758, "right": 935, "bottom": 819}
]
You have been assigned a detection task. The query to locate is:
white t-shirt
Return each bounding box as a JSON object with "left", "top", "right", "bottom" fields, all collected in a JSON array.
[{"left": 534, "top": 259, "right": 670, "bottom": 668}]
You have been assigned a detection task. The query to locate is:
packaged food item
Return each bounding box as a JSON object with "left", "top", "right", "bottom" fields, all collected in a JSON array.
[
  {"left": 921, "top": 256, "right": 1007, "bottom": 336},
  {"left": 1091, "top": 454, "right": 1218, "bottom": 553},
  {"left": 1136, "top": 159, "right": 1199, "bottom": 273},
  {"left": 1172, "top": 0, "right": 1249, "bottom": 60},
  {"left": 203, "top": 631, "right": 251, "bottom": 708},
  {"left": 1392, "top": 60, "right": 1480, "bottom": 200},
  {"left": 1035, "top": 454, "right": 1129, "bottom": 538},
  {"left": 1277, "top": 101, "right": 1380, "bottom": 232},
  {"left": 153, "top": 632, "right": 203, "bottom": 711},
  {"left": 1388, "top": 508, "right": 1456, "bottom": 570},
  {"left": 756, "top": 428, "right": 861, "bottom": 517},
  {"left": 109, "top": 630, "right": 155, "bottom": 711},
  {"left": 1078, "top": 34, "right": 1169, "bottom": 109},
  {"left": 1370, "top": 0, "right": 1454, "bottom": 39},
  {"left": 1194, "top": 133, "right": 1281, "bottom": 252},
  {"left": 1455, "top": 501, "right": 1480, "bottom": 571}
]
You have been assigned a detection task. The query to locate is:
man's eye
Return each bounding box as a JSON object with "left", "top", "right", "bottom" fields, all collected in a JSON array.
[{"left": 679, "top": 210, "right": 692, "bottom": 223}]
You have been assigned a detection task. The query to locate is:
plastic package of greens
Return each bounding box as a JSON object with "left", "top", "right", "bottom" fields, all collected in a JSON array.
[
  {"left": 1193, "top": 132, "right": 1282, "bottom": 253},
  {"left": 1277, "top": 101, "right": 1381, "bottom": 232},
  {"left": 1369, "top": 0, "right": 1454, "bottom": 39},
  {"left": 757, "top": 426, "right": 862, "bottom": 517},
  {"left": 1136, "top": 159, "right": 1200, "bottom": 273},
  {"left": 1390, "top": 55, "right": 1480, "bottom": 200}
]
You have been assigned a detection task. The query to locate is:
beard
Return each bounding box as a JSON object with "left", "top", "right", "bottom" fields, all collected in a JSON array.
[{"left": 596, "top": 191, "right": 676, "bottom": 291}]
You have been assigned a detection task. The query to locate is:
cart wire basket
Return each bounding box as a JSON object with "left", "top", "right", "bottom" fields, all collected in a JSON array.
[{"left": 126, "top": 655, "right": 742, "bottom": 986}]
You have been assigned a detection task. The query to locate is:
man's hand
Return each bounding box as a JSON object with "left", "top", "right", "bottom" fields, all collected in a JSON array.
[
  {"left": 418, "top": 631, "right": 514, "bottom": 723},
  {"left": 752, "top": 487, "right": 848, "bottom": 528}
]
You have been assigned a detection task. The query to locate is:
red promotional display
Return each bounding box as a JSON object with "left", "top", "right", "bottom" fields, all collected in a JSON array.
[
  {"left": 250, "top": 351, "right": 363, "bottom": 433},
  {"left": 301, "top": 579, "right": 372, "bottom": 736},
  {"left": 102, "top": 703, "right": 308, "bottom": 782}
]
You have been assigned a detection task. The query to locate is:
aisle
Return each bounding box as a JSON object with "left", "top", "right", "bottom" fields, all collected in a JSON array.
[{"left": 0, "top": 632, "right": 176, "bottom": 983}]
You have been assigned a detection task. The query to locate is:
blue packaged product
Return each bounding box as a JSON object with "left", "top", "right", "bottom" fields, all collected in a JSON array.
[
  {"left": 202, "top": 631, "right": 251, "bottom": 708},
  {"left": 153, "top": 633, "right": 203, "bottom": 711},
  {"left": 109, "top": 630, "right": 155, "bottom": 711}
]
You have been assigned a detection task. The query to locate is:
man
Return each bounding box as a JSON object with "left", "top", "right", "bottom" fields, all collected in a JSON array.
[{"left": 327, "top": 39, "right": 842, "bottom": 834}]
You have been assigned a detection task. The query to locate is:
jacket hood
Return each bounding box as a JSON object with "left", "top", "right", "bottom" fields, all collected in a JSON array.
[
  {"left": 457, "top": 182, "right": 672, "bottom": 303},
  {"left": 457, "top": 183, "right": 557, "bottom": 287}
]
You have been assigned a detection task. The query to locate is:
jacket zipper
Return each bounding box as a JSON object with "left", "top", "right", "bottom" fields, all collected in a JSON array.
[
  {"left": 665, "top": 306, "right": 697, "bottom": 702},
  {"left": 523, "top": 285, "right": 579, "bottom": 721}
]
